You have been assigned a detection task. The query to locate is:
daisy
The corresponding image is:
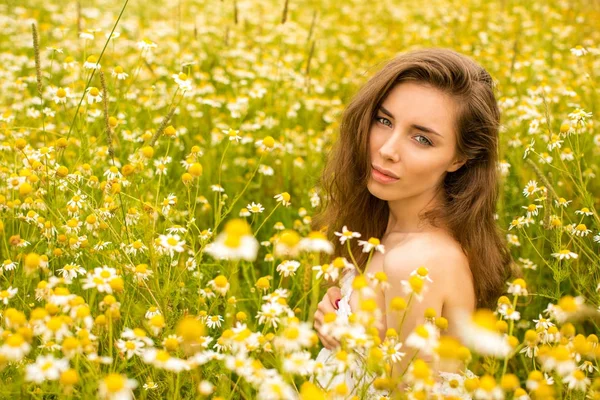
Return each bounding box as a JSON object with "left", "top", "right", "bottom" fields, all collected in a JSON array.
[
  {"left": 199, "top": 229, "right": 213, "bottom": 241},
  {"left": 57, "top": 263, "right": 86, "bottom": 279},
  {"left": 507, "top": 278, "right": 528, "bottom": 296},
  {"left": 98, "top": 373, "right": 137, "bottom": 400},
  {"left": 571, "top": 223, "right": 591, "bottom": 237},
  {"left": 533, "top": 314, "right": 554, "bottom": 330},
  {"left": 274, "top": 192, "right": 291, "bottom": 207},
  {"left": 575, "top": 207, "right": 593, "bottom": 216},
  {"left": 83, "top": 55, "right": 100, "bottom": 70},
  {"left": 570, "top": 45, "right": 588, "bottom": 57},
  {"left": 0, "top": 333, "right": 31, "bottom": 361},
  {"left": 2, "top": 259, "right": 17, "bottom": 272},
  {"left": 312, "top": 263, "right": 339, "bottom": 282},
  {"left": 506, "top": 233, "right": 521, "bottom": 246},
  {"left": 172, "top": 72, "right": 193, "bottom": 91},
  {"left": 546, "top": 295, "right": 587, "bottom": 323},
  {"left": 133, "top": 264, "right": 153, "bottom": 282},
  {"left": 551, "top": 249, "right": 578, "bottom": 260},
  {"left": 142, "top": 348, "right": 190, "bottom": 372},
  {"left": 568, "top": 108, "right": 593, "bottom": 127},
  {"left": 25, "top": 354, "right": 69, "bottom": 383},
  {"left": 158, "top": 233, "right": 186, "bottom": 256},
  {"left": 546, "top": 134, "right": 563, "bottom": 151},
  {"left": 258, "top": 164, "right": 274, "bottom": 176},
  {"left": 0, "top": 286, "right": 18, "bottom": 305},
  {"left": 409, "top": 266, "right": 433, "bottom": 283},
  {"left": 246, "top": 202, "right": 264, "bottom": 213},
  {"left": 405, "top": 323, "right": 439, "bottom": 355},
  {"left": 400, "top": 275, "right": 429, "bottom": 302},
  {"left": 522, "top": 180, "right": 539, "bottom": 197},
  {"left": 357, "top": 237, "right": 385, "bottom": 253},
  {"left": 112, "top": 66, "right": 129, "bottom": 80},
  {"left": 81, "top": 266, "right": 121, "bottom": 294},
  {"left": 276, "top": 260, "right": 301, "bottom": 277},
  {"left": 207, "top": 275, "right": 230, "bottom": 296},
  {"left": 206, "top": 315, "right": 224, "bottom": 329},
  {"left": 554, "top": 197, "right": 572, "bottom": 207},
  {"left": 223, "top": 128, "right": 241, "bottom": 143},
  {"left": 297, "top": 231, "right": 334, "bottom": 254},
  {"left": 86, "top": 87, "right": 102, "bottom": 104},
  {"left": 522, "top": 203, "right": 542, "bottom": 218},
  {"left": 451, "top": 309, "right": 511, "bottom": 358},
  {"left": 564, "top": 369, "right": 590, "bottom": 391},
  {"left": 334, "top": 225, "right": 361, "bottom": 244},
  {"left": 52, "top": 87, "right": 70, "bottom": 104},
  {"left": 204, "top": 219, "right": 259, "bottom": 261},
  {"left": 137, "top": 38, "right": 157, "bottom": 50}
]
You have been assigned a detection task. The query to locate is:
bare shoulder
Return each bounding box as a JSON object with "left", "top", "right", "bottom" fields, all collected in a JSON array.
[{"left": 382, "top": 231, "right": 474, "bottom": 307}]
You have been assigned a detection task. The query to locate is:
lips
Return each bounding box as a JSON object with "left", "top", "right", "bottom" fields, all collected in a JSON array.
[{"left": 372, "top": 165, "right": 399, "bottom": 179}]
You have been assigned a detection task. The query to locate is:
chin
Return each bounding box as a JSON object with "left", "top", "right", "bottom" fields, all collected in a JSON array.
[{"left": 366, "top": 182, "right": 394, "bottom": 201}]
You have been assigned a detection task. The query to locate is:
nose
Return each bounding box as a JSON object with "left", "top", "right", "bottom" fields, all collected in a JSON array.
[{"left": 378, "top": 132, "right": 401, "bottom": 163}]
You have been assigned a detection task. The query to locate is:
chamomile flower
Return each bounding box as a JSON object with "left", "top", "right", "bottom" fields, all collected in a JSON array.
[
  {"left": 570, "top": 45, "right": 588, "bottom": 56},
  {"left": 246, "top": 202, "right": 264, "bottom": 213},
  {"left": 52, "top": 87, "right": 70, "bottom": 104},
  {"left": 451, "top": 309, "right": 511, "bottom": 357},
  {"left": 204, "top": 219, "right": 259, "bottom": 261},
  {"left": 334, "top": 225, "right": 361, "bottom": 244},
  {"left": 507, "top": 278, "right": 528, "bottom": 296},
  {"left": 137, "top": 38, "right": 157, "bottom": 50},
  {"left": 86, "top": 87, "right": 102, "bottom": 104},
  {"left": 0, "top": 333, "right": 31, "bottom": 361},
  {"left": 522, "top": 203, "right": 542, "bottom": 218},
  {"left": 400, "top": 274, "right": 429, "bottom": 302},
  {"left": 575, "top": 207, "right": 593, "bottom": 216},
  {"left": 357, "top": 237, "right": 385, "bottom": 253},
  {"left": 158, "top": 233, "right": 186, "bottom": 256},
  {"left": 555, "top": 197, "right": 572, "bottom": 207},
  {"left": 522, "top": 180, "right": 539, "bottom": 197},
  {"left": 571, "top": 223, "right": 591, "bottom": 237},
  {"left": 172, "top": 72, "right": 193, "bottom": 91},
  {"left": 551, "top": 249, "right": 578, "bottom": 260},
  {"left": 276, "top": 260, "right": 301, "bottom": 277},
  {"left": 0, "top": 286, "right": 18, "bottom": 305},
  {"left": 83, "top": 55, "right": 100, "bottom": 70},
  {"left": 297, "top": 231, "right": 334, "bottom": 254},
  {"left": 57, "top": 263, "right": 86, "bottom": 279},
  {"left": 312, "top": 263, "right": 339, "bottom": 282},
  {"left": 25, "top": 354, "right": 69, "bottom": 383},
  {"left": 274, "top": 192, "right": 291, "bottom": 207},
  {"left": 112, "top": 66, "right": 129, "bottom": 80},
  {"left": 98, "top": 373, "right": 137, "bottom": 400},
  {"left": 223, "top": 128, "right": 241, "bottom": 143}
]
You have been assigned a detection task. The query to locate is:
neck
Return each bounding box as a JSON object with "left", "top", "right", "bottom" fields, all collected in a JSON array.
[{"left": 384, "top": 187, "right": 446, "bottom": 235}]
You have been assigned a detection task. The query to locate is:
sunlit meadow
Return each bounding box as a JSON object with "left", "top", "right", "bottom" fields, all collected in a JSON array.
[{"left": 0, "top": 0, "right": 599, "bottom": 398}]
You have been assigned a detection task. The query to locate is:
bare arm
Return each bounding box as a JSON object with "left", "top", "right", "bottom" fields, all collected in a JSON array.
[{"left": 383, "top": 245, "right": 474, "bottom": 382}]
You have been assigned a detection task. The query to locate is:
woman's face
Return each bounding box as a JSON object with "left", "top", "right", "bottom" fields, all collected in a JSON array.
[{"left": 367, "top": 81, "right": 465, "bottom": 201}]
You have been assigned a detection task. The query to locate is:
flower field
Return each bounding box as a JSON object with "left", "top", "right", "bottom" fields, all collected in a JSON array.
[{"left": 0, "top": 0, "right": 599, "bottom": 398}]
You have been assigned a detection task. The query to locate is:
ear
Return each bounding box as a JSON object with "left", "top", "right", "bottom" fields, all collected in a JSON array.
[{"left": 447, "top": 156, "right": 467, "bottom": 173}]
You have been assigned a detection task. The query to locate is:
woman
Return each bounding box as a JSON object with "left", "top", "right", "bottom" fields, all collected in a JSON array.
[{"left": 311, "top": 48, "right": 517, "bottom": 394}]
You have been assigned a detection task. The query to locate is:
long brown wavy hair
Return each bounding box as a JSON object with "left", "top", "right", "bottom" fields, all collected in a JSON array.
[{"left": 311, "top": 48, "right": 519, "bottom": 309}]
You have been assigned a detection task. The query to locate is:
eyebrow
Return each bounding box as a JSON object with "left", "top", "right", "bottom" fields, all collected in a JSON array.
[{"left": 378, "top": 106, "right": 444, "bottom": 138}]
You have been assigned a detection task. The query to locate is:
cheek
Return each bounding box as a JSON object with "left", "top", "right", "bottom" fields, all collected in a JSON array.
[{"left": 401, "top": 150, "right": 449, "bottom": 181}]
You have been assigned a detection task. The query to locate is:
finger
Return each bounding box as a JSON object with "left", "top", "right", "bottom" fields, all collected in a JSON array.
[
  {"left": 314, "top": 309, "right": 324, "bottom": 325},
  {"left": 318, "top": 332, "right": 339, "bottom": 349},
  {"left": 326, "top": 288, "right": 342, "bottom": 307}
]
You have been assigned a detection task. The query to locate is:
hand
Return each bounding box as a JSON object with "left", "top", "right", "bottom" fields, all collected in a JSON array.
[{"left": 313, "top": 286, "right": 342, "bottom": 349}]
